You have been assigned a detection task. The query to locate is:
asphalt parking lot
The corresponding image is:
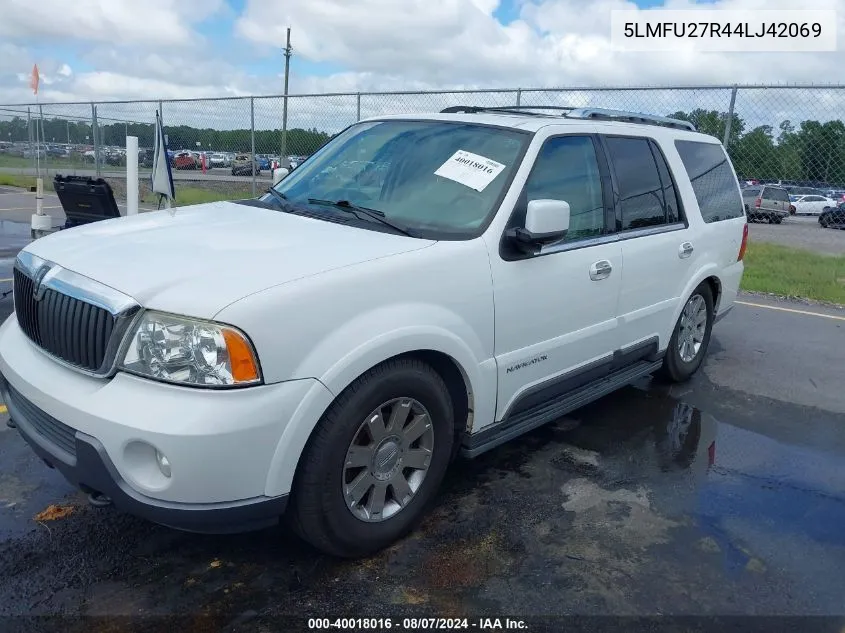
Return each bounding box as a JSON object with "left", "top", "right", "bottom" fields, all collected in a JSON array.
[
  {"left": 748, "top": 214, "right": 844, "bottom": 255},
  {"left": 0, "top": 209, "right": 843, "bottom": 628}
]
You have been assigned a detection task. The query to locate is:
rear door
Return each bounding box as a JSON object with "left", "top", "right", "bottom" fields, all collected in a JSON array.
[
  {"left": 601, "top": 134, "right": 696, "bottom": 356},
  {"left": 807, "top": 195, "right": 827, "bottom": 214}
]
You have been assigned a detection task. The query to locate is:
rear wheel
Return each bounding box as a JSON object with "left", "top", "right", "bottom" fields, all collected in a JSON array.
[
  {"left": 772, "top": 215, "right": 783, "bottom": 224},
  {"left": 288, "top": 358, "right": 454, "bottom": 558},
  {"left": 820, "top": 216, "right": 830, "bottom": 228},
  {"left": 657, "top": 283, "right": 715, "bottom": 383}
]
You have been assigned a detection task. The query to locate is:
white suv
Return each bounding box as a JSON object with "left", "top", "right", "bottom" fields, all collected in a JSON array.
[{"left": 0, "top": 107, "right": 747, "bottom": 557}]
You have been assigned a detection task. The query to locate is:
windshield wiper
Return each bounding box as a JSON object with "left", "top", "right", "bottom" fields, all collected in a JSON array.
[
  {"left": 307, "top": 198, "right": 415, "bottom": 237},
  {"left": 265, "top": 187, "right": 288, "bottom": 206}
]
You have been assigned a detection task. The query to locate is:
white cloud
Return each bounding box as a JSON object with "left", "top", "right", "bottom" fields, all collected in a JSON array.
[
  {"left": 1, "top": 0, "right": 844, "bottom": 139},
  {"left": 235, "top": 0, "right": 845, "bottom": 88},
  {"left": 0, "top": 0, "right": 225, "bottom": 47}
]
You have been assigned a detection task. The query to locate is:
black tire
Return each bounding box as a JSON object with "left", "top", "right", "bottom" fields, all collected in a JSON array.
[
  {"left": 772, "top": 216, "right": 782, "bottom": 224},
  {"left": 288, "top": 358, "right": 455, "bottom": 558},
  {"left": 820, "top": 217, "right": 829, "bottom": 228},
  {"left": 657, "top": 283, "right": 715, "bottom": 384}
]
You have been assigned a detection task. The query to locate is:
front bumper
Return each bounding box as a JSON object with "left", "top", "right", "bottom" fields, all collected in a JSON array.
[
  {"left": 0, "top": 315, "right": 332, "bottom": 533},
  {"left": 2, "top": 372, "right": 287, "bottom": 533}
]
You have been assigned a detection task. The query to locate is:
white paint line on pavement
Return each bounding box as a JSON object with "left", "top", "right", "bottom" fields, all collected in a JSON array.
[
  {"left": 0, "top": 206, "right": 62, "bottom": 212},
  {"left": 736, "top": 300, "right": 845, "bottom": 322}
]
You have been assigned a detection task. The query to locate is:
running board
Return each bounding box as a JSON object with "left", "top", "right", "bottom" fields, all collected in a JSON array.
[{"left": 461, "top": 360, "right": 663, "bottom": 458}]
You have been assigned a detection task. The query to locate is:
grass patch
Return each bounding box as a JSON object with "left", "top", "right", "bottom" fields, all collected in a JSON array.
[
  {"left": 141, "top": 186, "right": 252, "bottom": 208},
  {"left": 741, "top": 241, "right": 845, "bottom": 304},
  {"left": 0, "top": 154, "right": 90, "bottom": 170},
  {"left": 0, "top": 173, "right": 53, "bottom": 191}
]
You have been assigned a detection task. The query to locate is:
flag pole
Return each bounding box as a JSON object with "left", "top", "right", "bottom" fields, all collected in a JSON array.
[{"left": 30, "top": 63, "right": 52, "bottom": 239}]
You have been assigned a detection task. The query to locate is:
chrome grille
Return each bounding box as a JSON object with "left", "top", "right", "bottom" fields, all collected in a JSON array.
[
  {"left": 12, "top": 252, "right": 139, "bottom": 376},
  {"left": 14, "top": 268, "right": 116, "bottom": 372}
]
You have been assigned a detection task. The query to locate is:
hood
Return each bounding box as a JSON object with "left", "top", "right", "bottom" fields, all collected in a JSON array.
[{"left": 23, "top": 201, "right": 435, "bottom": 318}]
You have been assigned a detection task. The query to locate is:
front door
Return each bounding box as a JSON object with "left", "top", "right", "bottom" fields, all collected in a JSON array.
[{"left": 487, "top": 133, "right": 622, "bottom": 425}]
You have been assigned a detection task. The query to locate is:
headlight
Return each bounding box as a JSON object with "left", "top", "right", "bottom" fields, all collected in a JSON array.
[{"left": 119, "top": 311, "right": 261, "bottom": 387}]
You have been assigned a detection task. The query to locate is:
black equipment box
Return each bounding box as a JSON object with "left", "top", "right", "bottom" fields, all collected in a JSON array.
[{"left": 53, "top": 174, "right": 122, "bottom": 229}]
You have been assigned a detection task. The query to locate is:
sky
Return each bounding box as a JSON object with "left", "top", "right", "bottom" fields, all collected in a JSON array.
[{"left": 0, "top": 0, "right": 843, "bottom": 132}]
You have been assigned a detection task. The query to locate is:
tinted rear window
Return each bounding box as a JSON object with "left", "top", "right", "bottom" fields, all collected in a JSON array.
[
  {"left": 765, "top": 187, "right": 790, "bottom": 202},
  {"left": 674, "top": 140, "right": 744, "bottom": 222}
]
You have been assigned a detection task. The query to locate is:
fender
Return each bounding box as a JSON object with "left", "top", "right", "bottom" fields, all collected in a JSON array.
[
  {"left": 263, "top": 311, "right": 497, "bottom": 497},
  {"left": 663, "top": 262, "right": 723, "bottom": 348}
]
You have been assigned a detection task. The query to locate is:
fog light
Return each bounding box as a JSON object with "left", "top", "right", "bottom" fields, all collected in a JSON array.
[{"left": 156, "top": 450, "right": 172, "bottom": 478}]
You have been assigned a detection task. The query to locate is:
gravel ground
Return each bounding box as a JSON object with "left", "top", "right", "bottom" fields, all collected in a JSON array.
[{"left": 748, "top": 215, "right": 845, "bottom": 255}]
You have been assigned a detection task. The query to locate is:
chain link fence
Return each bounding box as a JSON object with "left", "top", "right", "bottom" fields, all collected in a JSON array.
[{"left": 2, "top": 85, "right": 845, "bottom": 205}]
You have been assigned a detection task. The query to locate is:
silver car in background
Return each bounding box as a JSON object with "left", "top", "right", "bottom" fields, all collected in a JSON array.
[{"left": 741, "top": 184, "right": 791, "bottom": 224}]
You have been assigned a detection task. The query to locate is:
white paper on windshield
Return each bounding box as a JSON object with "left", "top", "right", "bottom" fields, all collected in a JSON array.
[{"left": 434, "top": 150, "right": 506, "bottom": 192}]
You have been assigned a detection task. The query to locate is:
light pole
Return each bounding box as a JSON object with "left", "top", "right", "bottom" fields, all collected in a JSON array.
[{"left": 281, "top": 27, "right": 292, "bottom": 161}]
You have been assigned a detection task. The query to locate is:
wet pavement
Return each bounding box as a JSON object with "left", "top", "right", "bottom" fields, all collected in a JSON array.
[{"left": 0, "top": 220, "right": 844, "bottom": 627}]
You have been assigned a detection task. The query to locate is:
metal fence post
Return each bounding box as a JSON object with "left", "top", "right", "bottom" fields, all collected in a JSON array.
[
  {"left": 356, "top": 93, "right": 361, "bottom": 122},
  {"left": 723, "top": 86, "right": 738, "bottom": 148},
  {"left": 250, "top": 97, "right": 256, "bottom": 197},
  {"left": 27, "top": 107, "right": 35, "bottom": 175},
  {"left": 91, "top": 103, "right": 101, "bottom": 177},
  {"left": 516, "top": 88, "right": 522, "bottom": 106},
  {"left": 39, "top": 104, "right": 47, "bottom": 177}
]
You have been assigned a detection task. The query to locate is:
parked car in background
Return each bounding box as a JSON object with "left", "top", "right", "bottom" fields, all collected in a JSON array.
[
  {"left": 784, "top": 186, "right": 823, "bottom": 196},
  {"left": 210, "top": 153, "right": 227, "bottom": 168},
  {"left": 232, "top": 153, "right": 260, "bottom": 176},
  {"left": 790, "top": 194, "right": 835, "bottom": 216},
  {"left": 741, "top": 184, "right": 791, "bottom": 223},
  {"left": 173, "top": 151, "right": 198, "bottom": 170},
  {"left": 139, "top": 148, "right": 155, "bottom": 169},
  {"left": 819, "top": 203, "right": 845, "bottom": 229},
  {"left": 823, "top": 190, "right": 845, "bottom": 204},
  {"left": 255, "top": 155, "right": 272, "bottom": 171}
]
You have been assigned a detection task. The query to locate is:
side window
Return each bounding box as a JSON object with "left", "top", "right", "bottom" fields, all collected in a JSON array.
[
  {"left": 524, "top": 135, "right": 605, "bottom": 242},
  {"left": 604, "top": 136, "right": 667, "bottom": 230},
  {"left": 771, "top": 188, "right": 789, "bottom": 202},
  {"left": 675, "top": 140, "right": 744, "bottom": 223},
  {"left": 648, "top": 140, "right": 684, "bottom": 224}
]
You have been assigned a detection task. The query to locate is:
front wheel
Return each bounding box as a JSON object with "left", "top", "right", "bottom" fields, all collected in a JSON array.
[
  {"left": 288, "top": 358, "right": 455, "bottom": 558},
  {"left": 657, "top": 283, "right": 715, "bottom": 383}
]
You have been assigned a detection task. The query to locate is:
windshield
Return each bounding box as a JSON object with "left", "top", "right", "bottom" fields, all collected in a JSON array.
[{"left": 266, "top": 119, "right": 529, "bottom": 238}]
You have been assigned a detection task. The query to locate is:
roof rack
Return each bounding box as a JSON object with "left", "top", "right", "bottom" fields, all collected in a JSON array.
[
  {"left": 439, "top": 105, "right": 571, "bottom": 116},
  {"left": 439, "top": 105, "right": 696, "bottom": 132},
  {"left": 564, "top": 108, "right": 696, "bottom": 132}
]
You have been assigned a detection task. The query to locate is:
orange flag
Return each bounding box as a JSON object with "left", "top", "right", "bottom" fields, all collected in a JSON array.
[{"left": 30, "top": 64, "right": 39, "bottom": 95}]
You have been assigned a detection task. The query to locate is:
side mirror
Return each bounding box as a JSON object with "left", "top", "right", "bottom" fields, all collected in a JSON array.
[
  {"left": 272, "top": 167, "right": 289, "bottom": 185},
  {"left": 506, "top": 199, "right": 570, "bottom": 252}
]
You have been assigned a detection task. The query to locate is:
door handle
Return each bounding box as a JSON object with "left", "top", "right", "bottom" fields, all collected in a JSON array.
[
  {"left": 589, "top": 260, "right": 612, "bottom": 281},
  {"left": 679, "top": 242, "right": 694, "bottom": 259}
]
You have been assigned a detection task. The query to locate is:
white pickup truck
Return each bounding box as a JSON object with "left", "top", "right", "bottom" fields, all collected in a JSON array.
[{"left": 0, "top": 106, "right": 747, "bottom": 557}]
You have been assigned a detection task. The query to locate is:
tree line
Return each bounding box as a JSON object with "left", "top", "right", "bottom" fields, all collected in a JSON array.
[
  {"left": 3, "top": 109, "right": 844, "bottom": 185},
  {"left": 0, "top": 116, "right": 332, "bottom": 157},
  {"left": 668, "top": 109, "right": 845, "bottom": 186}
]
